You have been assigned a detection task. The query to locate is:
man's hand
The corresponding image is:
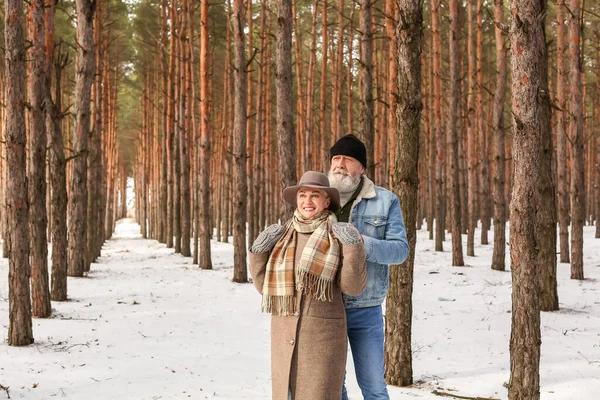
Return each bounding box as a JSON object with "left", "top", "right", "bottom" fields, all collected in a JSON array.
[
  {"left": 250, "top": 224, "right": 286, "bottom": 253},
  {"left": 332, "top": 222, "right": 362, "bottom": 245}
]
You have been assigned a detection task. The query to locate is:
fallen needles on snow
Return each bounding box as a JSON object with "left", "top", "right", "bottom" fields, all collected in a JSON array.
[
  {"left": 0, "top": 383, "right": 10, "bottom": 399},
  {"left": 578, "top": 351, "right": 600, "bottom": 365},
  {"left": 431, "top": 390, "right": 500, "bottom": 400}
]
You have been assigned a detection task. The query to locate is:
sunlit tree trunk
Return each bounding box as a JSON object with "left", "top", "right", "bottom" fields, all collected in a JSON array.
[{"left": 198, "top": 0, "right": 213, "bottom": 269}]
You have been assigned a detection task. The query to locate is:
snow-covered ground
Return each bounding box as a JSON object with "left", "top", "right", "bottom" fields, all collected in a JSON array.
[{"left": 1, "top": 219, "right": 599, "bottom": 400}]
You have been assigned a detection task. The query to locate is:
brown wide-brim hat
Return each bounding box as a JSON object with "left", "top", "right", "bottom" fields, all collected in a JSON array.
[{"left": 283, "top": 171, "right": 340, "bottom": 212}]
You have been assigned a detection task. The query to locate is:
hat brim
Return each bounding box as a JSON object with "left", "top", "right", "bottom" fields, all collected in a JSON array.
[{"left": 283, "top": 184, "right": 340, "bottom": 212}]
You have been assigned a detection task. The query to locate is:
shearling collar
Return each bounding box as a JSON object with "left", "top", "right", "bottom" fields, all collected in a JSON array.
[{"left": 348, "top": 175, "right": 376, "bottom": 217}]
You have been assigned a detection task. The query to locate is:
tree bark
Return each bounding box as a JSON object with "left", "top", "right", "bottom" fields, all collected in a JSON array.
[
  {"left": 48, "top": 35, "right": 69, "bottom": 302},
  {"left": 68, "top": 0, "right": 95, "bottom": 277},
  {"left": 466, "top": 0, "right": 477, "bottom": 257},
  {"left": 360, "top": 0, "right": 375, "bottom": 178},
  {"left": 6, "top": 0, "right": 34, "bottom": 345},
  {"left": 319, "top": 0, "right": 329, "bottom": 172},
  {"left": 276, "top": 0, "right": 296, "bottom": 222},
  {"left": 431, "top": 0, "right": 444, "bottom": 252},
  {"left": 556, "top": 0, "right": 569, "bottom": 262},
  {"left": 569, "top": 0, "right": 584, "bottom": 280},
  {"left": 508, "top": 0, "right": 544, "bottom": 396},
  {"left": 232, "top": 0, "right": 248, "bottom": 283},
  {"left": 28, "top": 0, "right": 51, "bottom": 317},
  {"left": 179, "top": 0, "right": 191, "bottom": 257},
  {"left": 536, "top": 0, "right": 558, "bottom": 311},
  {"left": 491, "top": 0, "right": 507, "bottom": 272},
  {"left": 447, "top": 0, "right": 464, "bottom": 266},
  {"left": 199, "top": 0, "right": 213, "bottom": 269},
  {"left": 476, "top": 0, "right": 490, "bottom": 245},
  {"left": 384, "top": 0, "right": 421, "bottom": 386}
]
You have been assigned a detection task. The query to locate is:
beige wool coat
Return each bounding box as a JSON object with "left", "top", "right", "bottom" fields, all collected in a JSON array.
[{"left": 249, "top": 231, "right": 367, "bottom": 400}]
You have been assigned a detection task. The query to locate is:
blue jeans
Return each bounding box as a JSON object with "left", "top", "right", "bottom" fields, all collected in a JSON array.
[{"left": 342, "top": 306, "right": 389, "bottom": 400}]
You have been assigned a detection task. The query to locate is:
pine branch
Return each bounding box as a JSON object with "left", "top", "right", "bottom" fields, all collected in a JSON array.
[{"left": 431, "top": 390, "right": 500, "bottom": 400}]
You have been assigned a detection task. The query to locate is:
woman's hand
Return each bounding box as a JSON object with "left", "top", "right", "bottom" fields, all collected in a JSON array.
[
  {"left": 332, "top": 222, "right": 363, "bottom": 245},
  {"left": 250, "top": 224, "right": 286, "bottom": 253}
]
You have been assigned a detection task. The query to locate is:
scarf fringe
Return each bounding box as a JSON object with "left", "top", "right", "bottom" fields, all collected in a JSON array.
[
  {"left": 296, "top": 269, "right": 334, "bottom": 302},
  {"left": 262, "top": 294, "right": 297, "bottom": 316}
]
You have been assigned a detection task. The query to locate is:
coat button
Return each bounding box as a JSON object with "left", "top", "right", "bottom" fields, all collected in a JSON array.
[{"left": 289, "top": 339, "right": 295, "bottom": 345}]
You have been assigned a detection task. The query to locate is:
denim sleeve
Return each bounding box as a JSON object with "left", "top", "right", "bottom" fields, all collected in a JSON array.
[{"left": 361, "top": 195, "right": 409, "bottom": 265}]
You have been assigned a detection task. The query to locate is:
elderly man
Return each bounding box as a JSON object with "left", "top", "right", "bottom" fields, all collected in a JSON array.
[{"left": 327, "top": 134, "right": 409, "bottom": 400}]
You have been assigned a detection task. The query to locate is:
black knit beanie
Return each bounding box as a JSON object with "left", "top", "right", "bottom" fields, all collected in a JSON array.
[{"left": 329, "top": 134, "right": 367, "bottom": 168}]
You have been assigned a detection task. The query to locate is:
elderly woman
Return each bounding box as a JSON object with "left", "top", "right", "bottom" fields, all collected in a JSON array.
[{"left": 249, "top": 171, "right": 367, "bottom": 400}]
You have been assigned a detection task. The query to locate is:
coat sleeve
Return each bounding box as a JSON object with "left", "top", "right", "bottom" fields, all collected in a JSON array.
[
  {"left": 338, "top": 242, "right": 367, "bottom": 296},
  {"left": 362, "top": 195, "right": 410, "bottom": 265},
  {"left": 248, "top": 250, "right": 270, "bottom": 294}
]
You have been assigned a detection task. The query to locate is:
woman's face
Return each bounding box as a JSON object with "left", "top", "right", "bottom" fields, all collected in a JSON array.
[{"left": 296, "top": 188, "right": 331, "bottom": 219}]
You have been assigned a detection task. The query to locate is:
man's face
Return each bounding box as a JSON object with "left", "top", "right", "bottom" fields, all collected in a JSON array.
[{"left": 328, "top": 155, "right": 365, "bottom": 189}]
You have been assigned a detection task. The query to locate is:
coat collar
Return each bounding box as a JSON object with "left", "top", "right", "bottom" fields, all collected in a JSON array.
[{"left": 348, "top": 175, "right": 376, "bottom": 217}]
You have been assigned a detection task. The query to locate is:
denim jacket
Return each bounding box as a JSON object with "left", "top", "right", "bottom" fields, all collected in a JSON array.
[{"left": 343, "top": 176, "right": 410, "bottom": 308}]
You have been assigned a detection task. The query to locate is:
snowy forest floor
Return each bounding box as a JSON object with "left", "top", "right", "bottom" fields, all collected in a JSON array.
[{"left": 1, "top": 218, "right": 599, "bottom": 400}]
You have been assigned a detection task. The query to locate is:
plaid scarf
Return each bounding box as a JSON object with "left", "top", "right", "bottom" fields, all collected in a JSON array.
[{"left": 262, "top": 210, "right": 340, "bottom": 316}]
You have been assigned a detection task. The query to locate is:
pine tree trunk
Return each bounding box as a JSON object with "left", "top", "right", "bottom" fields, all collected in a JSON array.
[
  {"left": 536, "top": 5, "right": 558, "bottom": 311},
  {"left": 508, "top": 0, "right": 543, "bottom": 396},
  {"left": 68, "top": 0, "right": 95, "bottom": 277},
  {"left": 569, "top": 0, "right": 584, "bottom": 280},
  {"left": 86, "top": 3, "right": 102, "bottom": 267},
  {"left": 276, "top": 0, "right": 296, "bottom": 222},
  {"left": 476, "top": 0, "right": 489, "bottom": 245},
  {"left": 448, "top": 0, "right": 464, "bottom": 266},
  {"left": 6, "top": 0, "right": 34, "bottom": 346},
  {"left": 491, "top": 0, "right": 507, "bottom": 271},
  {"left": 359, "top": 0, "right": 374, "bottom": 178},
  {"left": 466, "top": 0, "right": 477, "bottom": 256},
  {"left": 431, "top": 0, "right": 444, "bottom": 252},
  {"left": 166, "top": 3, "right": 177, "bottom": 249},
  {"left": 28, "top": 0, "right": 51, "bottom": 317},
  {"left": 232, "top": 0, "right": 248, "bottom": 283},
  {"left": 199, "top": 0, "right": 213, "bottom": 269},
  {"left": 304, "top": 0, "right": 318, "bottom": 172},
  {"left": 319, "top": 0, "right": 329, "bottom": 172},
  {"left": 179, "top": 0, "right": 191, "bottom": 257},
  {"left": 48, "top": 41, "right": 69, "bottom": 302},
  {"left": 385, "top": 0, "right": 421, "bottom": 386}
]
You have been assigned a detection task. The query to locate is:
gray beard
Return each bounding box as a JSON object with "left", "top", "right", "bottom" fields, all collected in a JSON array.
[{"left": 328, "top": 171, "right": 361, "bottom": 207}]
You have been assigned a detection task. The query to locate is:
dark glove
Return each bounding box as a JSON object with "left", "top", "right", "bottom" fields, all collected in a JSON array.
[
  {"left": 332, "top": 222, "right": 362, "bottom": 245},
  {"left": 250, "top": 224, "right": 286, "bottom": 253}
]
